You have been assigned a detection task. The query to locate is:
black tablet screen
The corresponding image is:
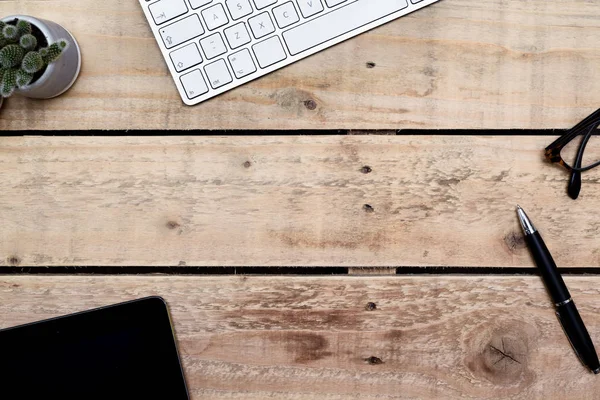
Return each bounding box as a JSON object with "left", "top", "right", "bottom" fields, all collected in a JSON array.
[{"left": 0, "top": 297, "right": 189, "bottom": 400}]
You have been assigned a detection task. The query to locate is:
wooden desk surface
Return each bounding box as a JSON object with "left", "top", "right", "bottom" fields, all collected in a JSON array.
[
  {"left": 2, "top": 135, "right": 600, "bottom": 399},
  {"left": 2, "top": 135, "right": 600, "bottom": 268},
  {"left": 2, "top": 275, "right": 600, "bottom": 399},
  {"left": 0, "top": 0, "right": 599, "bottom": 130},
  {"left": 2, "top": 0, "right": 600, "bottom": 398}
]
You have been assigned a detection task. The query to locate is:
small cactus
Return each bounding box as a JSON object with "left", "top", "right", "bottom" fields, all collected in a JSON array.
[
  {"left": 2, "top": 25, "right": 18, "bottom": 41},
  {"left": 42, "top": 40, "right": 68, "bottom": 64},
  {"left": 1, "top": 68, "right": 17, "bottom": 97},
  {"left": 0, "top": 18, "right": 69, "bottom": 98},
  {"left": 0, "top": 44, "right": 24, "bottom": 68},
  {"left": 16, "top": 19, "right": 32, "bottom": 36},
  {"left": 19, "top": 34, "right": 37, "bottom": 50},
  {"left": 16, "top": 69, "right": 33, "bottom": 88}
]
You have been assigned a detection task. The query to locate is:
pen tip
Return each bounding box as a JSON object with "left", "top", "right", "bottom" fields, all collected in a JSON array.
[{"left": 516, "top": 205, "right": 536, "bottom": 234}]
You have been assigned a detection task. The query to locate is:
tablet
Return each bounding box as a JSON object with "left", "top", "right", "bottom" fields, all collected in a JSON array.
[{"left": 0, "top": 297, "right": 189, "bottom": 400}]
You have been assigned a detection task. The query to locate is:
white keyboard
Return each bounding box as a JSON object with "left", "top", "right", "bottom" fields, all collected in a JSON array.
[{"left": 139, "top": 0, "right": 442, "bottom": 106}]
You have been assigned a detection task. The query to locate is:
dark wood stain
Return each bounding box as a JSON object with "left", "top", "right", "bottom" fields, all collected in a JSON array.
[
  {"left": 166, "top": 221, "right": 181, "bottom": 230},
  {"left": 271, "top": 229, "right": 388, "bottom": 252},
  {"left": 283, "top": 332, "right": 332, "bottom": 363},
  {"left": 278, "top": 233, "right": 358, "bottom": 250},
  {"left": 438, "top": 178, "right": 461, "bottom": 186},
  {"left": 363, "top": 204, "right": 375, "bottom": 213},
  {"left": 491, "top": 170, "right": 510, "bottom": 182},
  {"left": 504, "top": 231, "right": 526, "bottom": 253},
  {"left": 385, "top": 329, "right": 404, "bottom": 341},
  {"left": 7, "top": 256, "right": 20, "bottom": 266}
]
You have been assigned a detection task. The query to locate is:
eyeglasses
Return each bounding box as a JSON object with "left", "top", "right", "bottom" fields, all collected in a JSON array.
[{"left": 545, "top": 108, "right": 600, "bottom": 200}]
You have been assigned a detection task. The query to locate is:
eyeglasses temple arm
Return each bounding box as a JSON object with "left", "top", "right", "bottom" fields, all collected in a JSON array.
[
  {"left": 546, "top": 108, "right": 600, "bottom": 153},
  {"left": 568, "top": 128, "right": 594, "bottom": 199}
]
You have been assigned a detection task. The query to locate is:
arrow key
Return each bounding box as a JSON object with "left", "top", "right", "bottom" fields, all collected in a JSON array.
[{"left": 228, "top": 48, "right": 256, "bottom": 79}]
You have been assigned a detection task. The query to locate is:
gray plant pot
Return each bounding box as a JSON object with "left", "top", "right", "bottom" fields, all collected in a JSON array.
[{"left": 2, "top": 15, "right": 81, "bottom": 99}]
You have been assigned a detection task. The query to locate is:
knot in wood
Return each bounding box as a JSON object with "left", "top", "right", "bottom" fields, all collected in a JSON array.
[
  {"left": 166, "top": 221, "right": 181, "bottom": 230},
  {"left": 7, "top": 256, "right": 20, "bottom": 266},
  {"left": 465, "top": 322, "right": 536, "bottom": 387},
  {"left": 303, "top": 99, "right": 317, "bottom": 110},
  {"left": 365, "top": 356, "right": 383, "bottom": 365},
  {"left": 504, "top": 230, "right": 527, "bottom": 253}
]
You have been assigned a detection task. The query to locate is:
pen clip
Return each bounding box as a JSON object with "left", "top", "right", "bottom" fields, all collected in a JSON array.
[{"left": 556, "top": 310, "right": 586, "bottom": 367}]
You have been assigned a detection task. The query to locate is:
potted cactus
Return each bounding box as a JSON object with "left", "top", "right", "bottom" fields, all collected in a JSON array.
[{"left": 0, "top": 15, "right": 80, "bottom": 103}]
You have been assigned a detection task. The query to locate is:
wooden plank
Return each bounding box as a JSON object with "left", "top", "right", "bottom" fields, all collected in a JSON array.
[
  {"left": 1, "top": 275, "right": 600, "bottom": 399},
  {"left": 0, "top": 0, "right": 598, "bottom": 130},
  {"left": 2, "top": 136, "right": 600, "bottom": 268}
]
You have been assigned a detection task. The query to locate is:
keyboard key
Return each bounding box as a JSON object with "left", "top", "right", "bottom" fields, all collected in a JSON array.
[
  {"left": 224, "top": 23, "right": 252, "bottom": 49},
  {"left": 149, "top": 0, "right": 188, "bottom": 25},
  {"left": 296, "top": 0, "right": 323, "bottom": 18},
  {"left": 159, "top": 14, "right": 204, "bottom": 49},
  {"left": 324, "top": 0, "right": 346, "bottom": 6},
  {"left": 205, "top": 59, "right": 233, "bottom": 88},
  {"left": 273, "top": 2, "right": 300, "bottom": 29},
  {"left": 252, "top": 36, "right": 287, "bottom": 68},
  {"left": 228, "top": 49, "right": 257, "bottom": 78},
  {"left": 190, "top": 0, "right": 213, "bottom": 9},
  {"left": 283, "top": 0, "right": 408, "bottom": 55},
  {"left": 170, "top": 43, "right": 203, "bottom": 72},
  {"left": 202, "top": 3, "right": 229, "bottom": 30},
  {"left": 139, "top": 0, "right": 441, "bottom": 105},
  {"left": 226, "top": 0, "right": 254, "bottom": 20},
  {"left": 200, "top": 32, "right": 228, "bottom": 59},
  {"left": 253, "top": 0, "right": 278, "bottom": 9},
  {"left": 248, "top": 12, "right": 275, "bottom": 39},
  {"left": 180, "top": 69, "right": 209, "bottom": 99}
]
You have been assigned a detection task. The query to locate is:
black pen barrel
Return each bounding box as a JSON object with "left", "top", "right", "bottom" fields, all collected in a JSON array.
[
  {"left": 556, "top": 301, "right": 600, "bottom": 373},
  {"left": 525, "top": 232, "right": 571, "bottom": 303},
  {"left": 517, "top": 206, "right": 600, "bottom": 373}
]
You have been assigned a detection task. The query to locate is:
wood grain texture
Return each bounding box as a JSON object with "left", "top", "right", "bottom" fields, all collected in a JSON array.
[
  {"left": 2, "top": 136, "right": 600, "bottom": 268},
  {"left": 2, "top": 275, "right": 600, "bottom": 399},
  {"left": 0, "top": 0, "right": 599, "bottom": 130}
]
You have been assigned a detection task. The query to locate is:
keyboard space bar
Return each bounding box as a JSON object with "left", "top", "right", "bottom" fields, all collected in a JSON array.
[{"left": 282, "top": 0, "right": 408, "bottom": 56}]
